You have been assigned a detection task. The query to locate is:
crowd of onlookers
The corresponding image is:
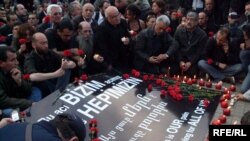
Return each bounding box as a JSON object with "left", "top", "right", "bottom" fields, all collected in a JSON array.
[{"left": 0, "top": 0, "right": 250, "bottom": 117}]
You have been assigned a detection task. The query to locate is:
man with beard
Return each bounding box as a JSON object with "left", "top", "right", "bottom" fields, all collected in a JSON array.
[
  {"left": 174, "top": 11, "right": 208, "bottom": 76},
  {"left": 74, "top": 21, "right": 95, "bottom": 74},
  {"left": 24, "top": 33, "right": 76, "bottom": 97},
  {"left": 134, "top": 15, "right": 179, "bottom": 74}
]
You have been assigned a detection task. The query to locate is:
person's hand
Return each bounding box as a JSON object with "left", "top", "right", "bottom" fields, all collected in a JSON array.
[
  {"left": 223, "top": 43, "right": 229, "bottom": 54},
  {"left": 19, "top": 44, "right": 26, "bottom": 54},
  {"left": 93, "top": 54, "right": 104, "bottom": 63},
  {"left": 218, "top": 63, "right": 227, "bottom": 69},
  {"left": 240, "top": 43, "right": 245, "bottom": 50},
  {"left": 148, "top": 56, "right": 160, "bottom": 64},
  {"left": 185, "top": 62, "right": 191, "bottom": 70},
  {"left": 61, "top": 58, "right": 75, "bottom": 69},
  {"left": 180, "top": 61, "right": 185, "bottom": 70},
  {"left": 235, "top": 93, "right": 246, "bottom": 101},
  {"left": 10, "top": 68, "right": 22, "bottom": 86},
  {"left": 0, "top": 118, "right": 13, "bottom": 128},
  {"left": 55, "top": 68, "right": 65, "bottom": 77},
  {"left": 180, "top": 61, "right": 191, "bottom": 71},
  {"left": 156, "top": 54, "right": 168, "bottom": 62},
  {"left": 77, "top": 57, "right": 85, "bottom": 66},
  {"left": 121, "top": 37, "right": 130, "bottom": 45}
]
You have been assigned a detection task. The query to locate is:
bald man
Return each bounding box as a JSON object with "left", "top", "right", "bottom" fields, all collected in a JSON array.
[
  {"left": 73, "top": 21, "right": 95, "bottom": 74},
  {"left": 93, "top": 6, "right": 132, "bottom": 72},
  {"left": 24, "top": 33, "right": 76, "bottom": 97},
  {"left": 73, "top": 3, "right": 98, "bottom": 32}
]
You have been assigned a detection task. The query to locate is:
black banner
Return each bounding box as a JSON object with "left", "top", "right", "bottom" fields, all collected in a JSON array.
[{"left": 25, "top": 71, "right": 220, "bottom": 141}]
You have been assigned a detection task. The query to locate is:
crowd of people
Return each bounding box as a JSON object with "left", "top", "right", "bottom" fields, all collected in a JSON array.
[{"left": 0, "top": 0, "right": 250, "bottom": 138}]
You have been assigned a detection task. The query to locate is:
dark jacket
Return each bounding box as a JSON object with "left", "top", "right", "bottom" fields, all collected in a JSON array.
[
  {"left": 134, "top": 27, "right": 179, "bottom": 71},
  {"left": 174, "top": 27, "right": 208, "bottom": 64},
  {"left": 94, "top": 19, "right": 132, "bottom": 69},
  {"left": 201, "top": 37, "right": 241, "bottom": 65},
  {"left": 0, "top": 121, "right": 61, "bottom": 141},
  {"left": 0, "top": 70, "right": 32, "bottom": 110}
]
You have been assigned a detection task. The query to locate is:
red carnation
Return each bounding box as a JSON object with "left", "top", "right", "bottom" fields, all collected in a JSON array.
[
  {"left": 123, "top": 73, "right": 130, "bottom": 79},
  {"left": 188, "top": 94, "right": 194, "bottom": 102},
  {"left": 129, "top": 30, "right": 137, "bottom": 36},
  {"left": 208, "top": 32, "right": 214, "bottom": 38},
  {"left": 19, "top": 38, "right": 27, "bottom": 44},
  {"left": 161, "top": 81, "right": 167, "bottom": 87},
  {"left": 149, "top": 74, "right": 154, "bottom": 80},
  {"left": 44, "top": 16, "right": 50, "bottom": 24},
  {"left": 203, "top": 99, "right": 210, "bottom": 107},
  {"left": 158, "top": 74, "right": 164, "bottom": 78},
  {"left": 0, "top": 35, "right": 6, "bottom": 42},
  {"left": 23, "top": 74, "right": 30, "bottom": 80},
  {"left": 142, "top": 74, "right": 149, "bottom": 81},
  {"left": 0, "top": 22, "right": 4, "bottom": 27},
  {"left": 131, "top": 69, "right": 137, "bottom": 74},
  {"left": 176, "top": 12, "right": 182, "bottom": 18},
  {"left": 90, "top": 119, "right": 97, "bottom": 124},
  {"left": 90, "top": 127, "right": 98, "bottom": 132},
  {"left": 77, "top": 49, "right": 85, "bottom": 56},
  {"left": 81, "top": 74, "right": 88, "bottom": 81},
  {"left": 156, "top": 79, "right": 162, "bottom": 85},
  {"left": 134, "top": 71, "right": 140, "bottom": 77},
  {"left": 160, "top": 90, "right": 167, "bottom": 99},
  {"left": 175, "top": 94, "right": 183, "bottom": 101},
  {"left": 147, "top": 84, "right": 153, "bottom": 92},
  {"left": 63, "top": 50, "right": 72, "bottom": 57},
  {"left": 166, "top": 27, "right": 172, "bottom": 33},
  {"left": 207, "top": 58, "right": 214, "bottom": 65}
]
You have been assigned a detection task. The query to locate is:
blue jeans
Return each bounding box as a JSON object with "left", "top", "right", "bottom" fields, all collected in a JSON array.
[
  {"left": 241, "top": 65, "right": 250, "bottom": 93},
  {"left": 35, "top": 69, "right": 71, "bottom": 97},
  {"left": 198, "top": 60, "right": 242, "bottom": 81},
  {"left": 240, "top": 50, "right": 250, "bottom": 73},
  {"left": 2, "top": 87, "right": 42, "bottom": 117}
]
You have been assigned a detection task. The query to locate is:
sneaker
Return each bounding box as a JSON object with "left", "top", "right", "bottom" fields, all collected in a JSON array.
[
  {"left": 205, "top": 73, "right": 210, "bottom": 80},
  {"left": 223, "top": 76, "right": 235, "bottom": 84}
]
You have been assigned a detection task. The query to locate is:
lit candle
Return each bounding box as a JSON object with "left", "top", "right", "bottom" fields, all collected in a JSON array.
[
  {"left": 219, "top": 115, "right": 227, "bottom": 124},
  {"left": 215, "top": 81, "right": 222, "bottom": 90},
  {"left": 177, "top": 75, "right": 180, "bottom": 81},
  {"left": 223, "top": 107, "right": 231, "bottom": 116},
  {"left": 206, "top": 79, "right": 212, "bottom": 88},
  {"left": 167, "top": 67, "right": 170, "bottom": 77},
  {"left": 198, "top": 79, "right": 205, "bottom": 86},
  {"left": 220, "top": 100, "right": 228, "bottom": 108},
  {"left": 229, "top": 85, "right": 236, "bottom": 92},
  {"left": 192, "top": 75, "right": 197, "bottom": 83},
  {"left": 187, "top": 78, "right": 193, "bottom": 85}
]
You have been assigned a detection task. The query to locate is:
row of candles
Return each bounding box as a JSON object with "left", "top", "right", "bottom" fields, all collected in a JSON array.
[
  {"left": 171, "top": 74, "right": 236, "bottom": 125},
  {"left": 212, "top": 89, "right": 235, "bottom": 125},
  {"left": 172, "top": 75, "right": 236, "bottom": 92}
]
